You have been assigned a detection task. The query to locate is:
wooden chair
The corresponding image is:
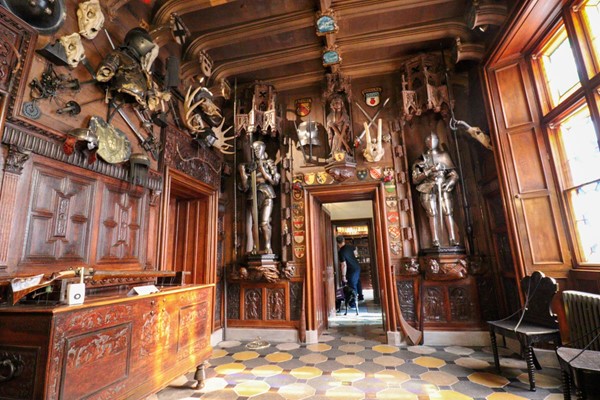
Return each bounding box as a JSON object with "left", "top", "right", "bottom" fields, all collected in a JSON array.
[
  {"left": 487, "top": 271, "right": 561, "bottom": 391},
  {"left": 556, "top": 290, "right": 600, "bottom": 400}
]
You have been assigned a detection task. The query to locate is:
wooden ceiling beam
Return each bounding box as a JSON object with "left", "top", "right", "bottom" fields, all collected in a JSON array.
[
  {"left": 210, "top": 18, "right": 468, "bottom": 82},
  {"left": 333, "top": 0, "right": 459, "bottom": 18},
  {"left": 184, "top": 10, "right": 315, "bottom": 61},
  {"left": 153, "top": 0, "right": 238, "bottom": 26}
]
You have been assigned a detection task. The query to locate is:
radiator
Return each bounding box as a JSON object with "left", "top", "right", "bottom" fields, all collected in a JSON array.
[{"left": 563, "top": 290, "right": 600, "bottom": 351}]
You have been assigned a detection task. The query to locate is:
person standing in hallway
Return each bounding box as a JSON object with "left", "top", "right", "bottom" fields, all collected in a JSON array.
[{"left": 337, "top": 235, "right": 361, "bottom": 307}]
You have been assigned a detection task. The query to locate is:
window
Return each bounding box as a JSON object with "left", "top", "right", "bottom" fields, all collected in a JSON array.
[{"left": 532, "top": 1, "right": 600, "bottom": 265}]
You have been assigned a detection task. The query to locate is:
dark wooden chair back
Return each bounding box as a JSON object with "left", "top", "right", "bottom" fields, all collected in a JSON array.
[{"left": 518, "top": 271, "right": 559, "bottom": 329}]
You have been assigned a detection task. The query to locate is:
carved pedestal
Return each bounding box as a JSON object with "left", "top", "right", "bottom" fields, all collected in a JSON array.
[{"left": 325, "top": 159, "right": 356, "bottom": 182}]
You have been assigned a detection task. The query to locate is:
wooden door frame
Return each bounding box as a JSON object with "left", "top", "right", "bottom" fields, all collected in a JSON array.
[
  {"left": 158, "top": 167, "right": 219, "bottom": 285},
  {"left": 303, "top": 181, "right": 398, "bottom": 339}
]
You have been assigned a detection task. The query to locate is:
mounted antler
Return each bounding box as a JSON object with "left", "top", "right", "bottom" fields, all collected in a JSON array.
[{"left": 210, "top": 119, "right": 235, "bottom": 155}]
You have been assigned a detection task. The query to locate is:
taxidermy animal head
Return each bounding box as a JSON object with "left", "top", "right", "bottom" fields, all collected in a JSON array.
[
  {"left": 59, "top": 32, "right": 85, "bottom": 68},
  {"left": 77, "top": 0, "right": 105, "bottom": 40}
]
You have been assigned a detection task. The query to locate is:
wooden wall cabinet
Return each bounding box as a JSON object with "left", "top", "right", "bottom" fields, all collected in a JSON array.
[{"left": 0, "top": 284, "right": 214, "bottom": 400}]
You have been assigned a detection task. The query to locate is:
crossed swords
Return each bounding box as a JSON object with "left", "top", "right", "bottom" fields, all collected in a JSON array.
[{"left": 354, "top": 97, "right": 390, "bottom": 145}]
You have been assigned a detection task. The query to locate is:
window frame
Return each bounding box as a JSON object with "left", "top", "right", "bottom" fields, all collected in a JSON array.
[{"left": 529, "top": 1, "right": 600, "bottom": 267}]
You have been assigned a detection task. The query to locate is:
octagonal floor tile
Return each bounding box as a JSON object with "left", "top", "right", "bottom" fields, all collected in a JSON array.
[
  {"left": 299, "top": 353, "right": 328, "bottom": 364},
  {"left": 266, "top": 352, "right": 294, "bottom": 363},
  {"left": 339, "top": 344, "right": 365, "bottom": 353},
  {"left": 543, "top": 395, "right": 565, "bottom": 400},
  {"left": 376, "top": 388, "right": 418, "bottom": 399},
  {"left": 277, "top": 342, "right": 300, "bottom": 351},
  {"left": 374, "top": 370, "right": 410, "bottom": 384},
  {"left": 251, "top": 364, "right": 284, "bottom": 378},
  {"left": 487, "top": 393, "right": 529, "bottom": 400},
  {"left": 421, "top": 371, "right": 459, "bottom": 386},
  {"left": 482, "top": 346, "right": 513, "bottom": 356},
  {"left": 307, "top": 343, "right": 331, "bottom": 352},
  {"left": 233, "top": 380, "right": 271, "bottom": 397},
  {"left": 413, "top": 356, "right": 446, "bottom": 369},
  {"left": 500, "top": 358, "right": 527, "bottom": 369},
  {"left": 211, "top": 349, "right": 229, "bottom": 359},
  {"left": 325, "top": 385, "right": 365, "bottom": 399},
  {"left": 373, "top": 355, "right": 405, "bottom": 367},
  {"left": 196, "top": 377, "right": 229, "bottom": 393},
  {"left": 341, "top": 335, "right": 364, "bottom": 343},
  {"left": 454, "top": 357, "right": 490, "bottom": 370},
  {"left": 331, "top": 367, "right": 365, "bottom": 382},
  {"left": 516, "top": 372, "right": 561, "bottom": 389},
  {"left": 468, "top": 372, "right": 510, "bottom": 388},
  {"left": 290, "top": 366, "right": 323, "bottom": 380},
  {"left": 429, "top": 390, "right": 474, "bottom": 399},
  {"left": 214, "top": 363, "right": 246, "bottom": 375},
  {"left": 372, "top": 344, "right": 399, "bottom": 354},
  {"left": 408, "top": 345, "right": 437, "bottom": 355},
  {"left": 278, "top": 382, "right": 316, "bottom": 400},
  {"left": 335, "top": 354, "right": 365, "bottom": 366},
  {"left": 319, "top": 334, "right": 336, "bottom": 342},
  {"left": 218, "top": 340, "right": 242, "bottom": 348},
  {"left": 444, "top": 346, "right": 475, "bottom": 356},
  {"left": 232, "top": 351, "right": 260, "bottom": 361}
]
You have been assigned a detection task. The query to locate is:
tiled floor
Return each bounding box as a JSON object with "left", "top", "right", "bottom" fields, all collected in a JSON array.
[{"left": 154, "top": 299, "right": 565, "bottom": 400}]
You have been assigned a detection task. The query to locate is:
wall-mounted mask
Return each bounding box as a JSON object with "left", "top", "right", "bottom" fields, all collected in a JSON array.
[
  {"left": 77, "top": 0, "right": 104, "bottom": 40},
  {"left": 59, "top": 32, "right": 85, "bottom": 68}
]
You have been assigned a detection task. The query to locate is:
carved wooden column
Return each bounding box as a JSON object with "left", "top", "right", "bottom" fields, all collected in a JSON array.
[{"left": 0, "top": 146, "right": 29, "bottom": 270}]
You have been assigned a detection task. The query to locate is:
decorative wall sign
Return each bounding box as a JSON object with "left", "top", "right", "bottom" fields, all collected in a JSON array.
[
  {"left": 387, "top": 211, "right": 399, "bottom": 224},
  {"left": 385, "top": 197, "right": 398, "bottom": 208},
  {"left": 294, "top": 98, "right": 312, "bottom": 116},
  {"left": 303, "top": 172, "right": 315, "bottom": 185},
  {"left": 384, "top": 181, "right": 396, "bottom": 193},
  {"left": 362, "top": 87, "right": 382, "bottom": 107},
  {"left": 293, "top": 231, "right": 305, "bottom": 244},
  {"left": 315, "top": 9, "right": 338, "bottom": 36},
  {"left": 293, "top": 245, "right": 305, "bottom": 259},
  {"left": 390, "top": 241, "right": 402, "bottom": 255},
  {"left": 293, "top": 216, "right": 304, "bottom": 230},
  {"left": 316, "top": 171, "right": 332, "bottom": 184},
  {"left": 369, "top": 166, "right": 382, "bottom": 180},
  {"left": 322, "top": 47, "right": 341, "bottom": 66},
  {"left": 357, "top": 169, "right": 367, "bottom": 180},
  {"left": 388, "top": 225, "right": 400, "bottom": 239}
]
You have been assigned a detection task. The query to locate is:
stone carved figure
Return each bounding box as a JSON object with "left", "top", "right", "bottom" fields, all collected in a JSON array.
[
  {"left": 238, "top": 141, "right": 281, "bottom": 254},
  {"left": 412, "top": 132, "right": 460, "bottom": 248},
  {"left": 77, "top": 0, "right": 104, "bottom": 40},
  {"left": 326, "top": 94, "right": 352, "bottom": 160}
]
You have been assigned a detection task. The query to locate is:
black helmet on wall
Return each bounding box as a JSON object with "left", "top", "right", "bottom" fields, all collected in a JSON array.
[
  {"left": 123, "top": 27, "right": 155, "bottom": 59},
  {"left": 0, "top": 0, "right": 66, "bottom": 35}
]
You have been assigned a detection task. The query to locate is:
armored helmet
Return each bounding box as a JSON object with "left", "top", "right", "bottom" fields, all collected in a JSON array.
[{"left": 123, "top": 27, "right": 155, "bottom": 59}]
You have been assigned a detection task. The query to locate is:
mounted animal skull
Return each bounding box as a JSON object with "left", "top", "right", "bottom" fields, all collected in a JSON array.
[
  {"left": 184, "top": 85, "right": 234, "bottom": 154},
  {"left": 77, "top": 0, "right": 104, "bottom": 39},
  {"left": 451, "top": 119, "right": 493, "bottom": 151},
  {"left": 59, "top": 32, "right": 85, "bottom": 68}
]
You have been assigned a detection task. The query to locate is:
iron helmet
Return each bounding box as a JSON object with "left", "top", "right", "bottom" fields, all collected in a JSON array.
[{"left": 123, "top": 27, "right": 155, "bottom": 59}]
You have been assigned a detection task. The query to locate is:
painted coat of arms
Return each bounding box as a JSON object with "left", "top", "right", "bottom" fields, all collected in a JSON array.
[
  {"left": 357, "top": 169, "right": 368, "bottom": 180},
  {"left": 362, "top": 87, "right": 382, "bottom": 107},
  {"left": 294, "top": 245, "right": 306, "bottom": 259},
  {"left": 369, "top": 166, "right": 383, "bottom": 180},
  {"left": 294, "top": 98, "right": 312, "bottom": 117}
]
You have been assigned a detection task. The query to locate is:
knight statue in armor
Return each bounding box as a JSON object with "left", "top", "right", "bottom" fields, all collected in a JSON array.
[
  {"left": 96, "top": 27, "right": 165, "bottom": 111},
  {"left": 411, "top": 132, "right": 460, "bottom": 248},
  {"left": 238, "top": 141, "right": 281, "bottom": 254}
]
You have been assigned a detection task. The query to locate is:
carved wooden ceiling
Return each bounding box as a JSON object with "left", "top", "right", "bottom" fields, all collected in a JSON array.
[{"left": 151, "top": 0, "right": 509, "bottom": 91}]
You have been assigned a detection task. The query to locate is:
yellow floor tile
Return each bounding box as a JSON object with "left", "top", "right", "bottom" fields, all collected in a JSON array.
[
  {"left": 290, "top": 366, "right": 323, "bottom": 379},
  {"left": 231, "top": 351, "right": 259, "bottom": 361},
  {"left": 372, "top": 344, "right": 399, "bottom": 354},
  {"left": 374, "top": 369, "right": 410, "bottom": 384},
  {"left": 278, "top": 382, "right": 316, "bottom": 400},
  {"left": 307, "top": 343, "right": 332, "bottom": 352},
  {"left": 373, "top": 355, "right": 405, "bottom": 367},
  {"left": 487, "top": 393, "right": 529, "bottom": 400},
  {"left": 325, "top": 385, "right": 365, "bottom": 399},
  {"left": 266, "top": 351, "right": 293, "bottom": 363},
  {"left": 214, "top": 362, "right": 246, "bottom": 375},
  {"left": 429, "top": 390, "right": 473, "bottom": 400},
  {"left": 211, "top": 349, "right": 228, "bottom": 359},
  {"left": 233, "top": 381, "right": 270, "bottom": 397},
  {"left": 376, "top": 388, "right": 418, "bottom": 399},
  {"left": 331, "top": 367, "right": 365, "bottom": 382},
  {"left": 413, "top": 356, "right": 446, "bottom": 369},
  {"left": 467, "top": 372, "right": 509, "bottom": 388},
  {"left": 251, "top": 364, "right": 283, "bottom": 377},
  {"left": 516, "top": 373, "right": 561, "bottom": 389},
  {"left": 421, "top": 371, "right": 459, "bottom": 386}
]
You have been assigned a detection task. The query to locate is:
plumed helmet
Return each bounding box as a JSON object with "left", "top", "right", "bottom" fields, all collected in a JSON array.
[
  {"left": 69, "top": 128, "right": 98, "bottom": 150},
  {"left": 124, "top": 27, "right": 155, "bottom": 59}
]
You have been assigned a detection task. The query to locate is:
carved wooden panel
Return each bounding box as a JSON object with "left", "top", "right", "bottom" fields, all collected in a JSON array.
[
  {"left": 495, "top": 63, "right": 533, "bottom": 128},
  {"left": 228, "top": 283, "right": 240, "bottom": 319},
  {"left": 508, "top": 128, "right": 547, "bottom": 193},
  {"left": 244, "top": 288, "right": 262, "bottom": 320},
  {"left": 423, "top": 287, "right": 446, "bottom": 322},
  {"left": 22, "top": 163, "right": 95, "bottom": 264},
  {"left": 177, "top": 300, "right": 209, "bottom": 359},
  {"left": 0, "top": 7, "right": 36, "bottom": 95},
  {"left": 267, "top": 288, "right": 285, "bottom": 320},
  {"left": 449, "top": 286, "right": 475, "bottom": 321},
  {"left": 0, "top": 346, "right": 38, "bottom": 399},
  {"left": 62, "top": 323, "right": 132, "bottom": 400},
  {"left": 477, "top": 276, "right": 500, "bottom": 321},
  {"left": 521, "top": 196, "right": 564, "bottom": 264},
  {"left": 96, "top": 184, "right": 145, "bottom": 264},
  {"left": 397, "top": 279, "right": 416, "bottom": 322},
  {"left": 290, "top": 281, "right": 303, "bottom": 321}
]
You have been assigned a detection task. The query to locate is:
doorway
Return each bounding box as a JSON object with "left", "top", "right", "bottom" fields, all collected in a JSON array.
[
  {"left": 325, "top": 202, "right": 384, "bottom": 339},
  {"left": 302, "top": 182, "right": 400, "bottom": 343},
  {"left": 159, "top": 168, "right": 219, "bottom": 285}
]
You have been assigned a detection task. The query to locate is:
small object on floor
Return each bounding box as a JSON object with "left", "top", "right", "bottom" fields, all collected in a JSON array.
[{"left": 246, "top": 336, "right": 270, "bottom": 350}]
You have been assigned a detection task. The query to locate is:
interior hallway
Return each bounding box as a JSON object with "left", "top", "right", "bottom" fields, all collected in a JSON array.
[{"left": 154, "top": 294, "right": 564, "bottom": 400}]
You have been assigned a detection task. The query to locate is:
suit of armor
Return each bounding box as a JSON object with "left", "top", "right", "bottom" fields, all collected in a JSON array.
[
  {"left": 412, "top": 132, "right": 459, "bottom": 247},
  {"left": 239, "top": 141, "right": 281, "bottom": 254}
]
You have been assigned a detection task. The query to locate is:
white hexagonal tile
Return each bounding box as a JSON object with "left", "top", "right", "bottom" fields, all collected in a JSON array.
[
  {"left": 444, "top": 346, "right": 474, "bottom": 356},
  {"left": 373, "top": 355, "right": 405, "bottom": 367},
  {"left": 278, "top": 383, "right": 316, "bottom": 400},
  {"left": 407, "top": 345, "right": 437, "bottom": 354}
]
